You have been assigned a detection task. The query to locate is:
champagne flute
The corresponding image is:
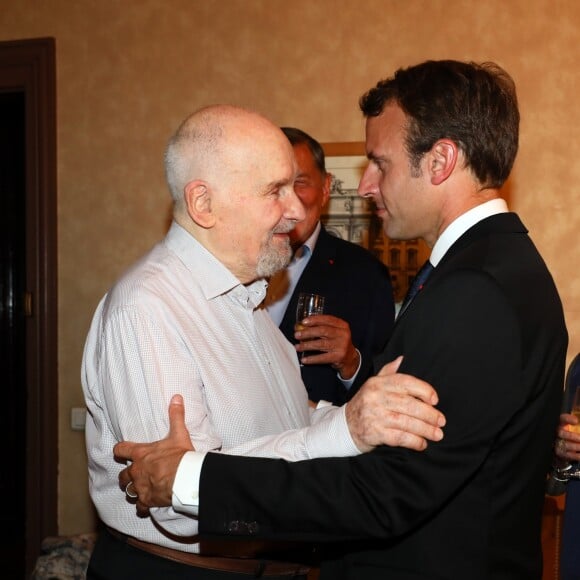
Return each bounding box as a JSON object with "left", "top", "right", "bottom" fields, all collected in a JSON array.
[{"left": 295, "top": 292, "right": 325, "bottom": 365}]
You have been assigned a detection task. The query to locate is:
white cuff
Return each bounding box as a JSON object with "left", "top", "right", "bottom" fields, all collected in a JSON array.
[
  {"left": 306, "top": 404, "right": 360, "bottom": 457},
  {"left": 171, "top": 451, "right": 207, "bottom": 515}
]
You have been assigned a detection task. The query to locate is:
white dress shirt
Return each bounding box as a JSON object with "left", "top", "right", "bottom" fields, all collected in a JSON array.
[{"left": 82, "top": 221, "right": 358, "bottom": 552}]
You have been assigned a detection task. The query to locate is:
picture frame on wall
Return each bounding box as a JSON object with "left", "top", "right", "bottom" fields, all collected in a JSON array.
[{"left": 321, "top": 141, "right": 429, "bottom": 303}]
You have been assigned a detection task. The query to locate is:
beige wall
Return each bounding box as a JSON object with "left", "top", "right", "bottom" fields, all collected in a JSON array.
[{"left": 1, "top": 0, "right": 578, "bottom": 535}]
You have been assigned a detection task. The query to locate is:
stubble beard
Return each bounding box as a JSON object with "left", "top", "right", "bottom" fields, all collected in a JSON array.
[{"left": 256, "top": 233, "right": 292, "bottom": 278}]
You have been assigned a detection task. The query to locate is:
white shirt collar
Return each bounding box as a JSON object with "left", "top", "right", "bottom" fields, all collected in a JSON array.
[
  {"left": 165, "top": 221, "right": 267, "bottom": 308},
  {"left": 429, "top": 199, "right": 508, "bottom": 266},
  {"left": 299, "top": 221, "right": 321, "bottom": 260}
]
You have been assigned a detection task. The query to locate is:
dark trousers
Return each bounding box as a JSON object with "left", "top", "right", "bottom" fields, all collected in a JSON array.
[{"left": 87, "top": 527, "right": 308, "bottom": 580}]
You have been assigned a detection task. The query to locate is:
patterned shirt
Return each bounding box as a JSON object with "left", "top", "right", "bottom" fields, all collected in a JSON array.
[{"left": 82, "top": 221, "right": 358, "bottom": 551}]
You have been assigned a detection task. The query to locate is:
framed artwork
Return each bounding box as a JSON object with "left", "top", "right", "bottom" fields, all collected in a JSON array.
[{"left": 321, "top": 142, "right": 429, "bottom": 303}]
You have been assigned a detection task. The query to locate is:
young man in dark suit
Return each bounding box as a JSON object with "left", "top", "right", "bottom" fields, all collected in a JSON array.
[
  {"left": 115, "top": 60, "right": 568, "bottom": 579},
  {"left": 265, "top": 127, "right": 395, "bottom": 405}
]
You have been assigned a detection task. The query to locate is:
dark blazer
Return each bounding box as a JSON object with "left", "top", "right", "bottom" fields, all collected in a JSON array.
[
  {"left": 198, "top": 213, "right": 568, "bottom": 579},
  {"left": 279, "top": 225, "right": 395, "bottom": 404}
]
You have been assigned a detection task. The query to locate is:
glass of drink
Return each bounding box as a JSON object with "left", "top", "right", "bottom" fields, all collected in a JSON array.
[
  {"left": 569, "top": 388, "right": 580, "bottom": 434},
  {"left": 295, "top": 292, "right": 325, "bottom": 365},
  {"left": 563, "top": 387, "right": 580, "bottom": 480}
]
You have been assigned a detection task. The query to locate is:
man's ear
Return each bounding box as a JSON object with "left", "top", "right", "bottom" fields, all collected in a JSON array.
[
  {"left": 429, "top": 139, "right": 459, "bottom": 186},
  {"left": 184, "top": 180, "right": 216, "bottom": 228}
]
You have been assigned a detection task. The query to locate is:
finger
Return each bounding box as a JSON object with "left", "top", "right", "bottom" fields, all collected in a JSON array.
[
  {"left": 136, "top": 500, "right": 151, "bottom": 516},
  {"left": 296, "top": 337, "right": 339, "bottom": 355},
  {"left": 559, "top": 413, "right": 577, "bottom": 428},
  {"left": 377, "top": 371, "right": 440, "bottom": 407},
  {"left": 386, "top": 399, "right": 446, "bottom": 434},
  {"left": 114, "top": 441, "right": 136, "bottom": 462},
  {"left": 295, "top": 326, "right": 331, "bottom": 342},
  {"left": 561, "top": 429, "right": 580, "bottom": 443},
  {"left": 375, "top": 356, "right": 403, "bottom": 376},
  {"left": 296, "top": 323, "right": 347, "bottom": 339},
  {"left": 381, "top": 430, "right": 429, "bottom": 451},
  {"left": 389, "top": 410, "right": 445, "bottom": 441},
  {"left": 300, "top": 351, "right": 337, "bottom": 366},
  {"left": 168, "top": 394, "right": 188, "bottom": 441},
  {"left": 301, "top": 314, "right": 345, "bottom": 328},
  {"left": 118, "top": 466, "right": 132, "bottom": 490},
  {"left": 386, "top": 374, "right": 440, "bottom": 407}
]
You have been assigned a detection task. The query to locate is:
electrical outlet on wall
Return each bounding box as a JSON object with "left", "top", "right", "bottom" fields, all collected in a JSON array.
[{"left": 71, "top": 407, "right": 87, "bottom": 431}]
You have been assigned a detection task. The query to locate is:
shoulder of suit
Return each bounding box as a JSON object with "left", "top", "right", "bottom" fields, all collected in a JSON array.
[{"left": 323, "top": 234, "right": 388, "bottom": 266}]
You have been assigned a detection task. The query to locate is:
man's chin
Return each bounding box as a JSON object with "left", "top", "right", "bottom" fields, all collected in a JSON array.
[{"left": 256, "top": 246, "right": 291, "bottom": 278}]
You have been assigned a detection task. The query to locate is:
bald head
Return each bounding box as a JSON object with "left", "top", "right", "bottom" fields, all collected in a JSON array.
[{"left": 164, "top": 105, "right": 293, "bottom": 214}]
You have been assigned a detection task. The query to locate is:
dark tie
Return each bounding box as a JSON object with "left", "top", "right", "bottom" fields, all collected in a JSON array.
[{"left": 398, "top": 260, "right": 434, "bottom": 318}]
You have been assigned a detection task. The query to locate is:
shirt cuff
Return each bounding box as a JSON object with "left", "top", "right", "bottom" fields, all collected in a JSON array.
[
  {"left": 337, "top": 349, "right": 362, "bottom": 389},
  {"left": 171, "top": 451, "right": 206, "bottom": 516},
  {"left": 306, "top": 404, "right": 360, "bottom": 457}
]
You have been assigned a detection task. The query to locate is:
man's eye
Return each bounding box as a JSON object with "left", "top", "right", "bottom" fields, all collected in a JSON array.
[{"left": 374, "top": 161, "right": 386, "bottom": 174}]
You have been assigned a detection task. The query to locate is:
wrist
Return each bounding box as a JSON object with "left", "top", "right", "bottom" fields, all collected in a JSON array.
[{"left": 338, "top": 349, "right": 361, "bottom": 380}]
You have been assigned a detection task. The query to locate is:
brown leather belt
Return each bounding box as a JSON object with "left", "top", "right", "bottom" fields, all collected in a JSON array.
[{"left": 106, "top": 527, "right": 310, "bottom": 577}]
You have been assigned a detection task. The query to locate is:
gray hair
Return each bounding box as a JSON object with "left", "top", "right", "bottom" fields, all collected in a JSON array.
[{"left": 163, "top": 110, "right": 223, "bottom": 212}]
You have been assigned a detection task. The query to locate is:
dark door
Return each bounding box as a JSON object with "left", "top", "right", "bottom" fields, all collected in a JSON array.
[
  {"left": 0, "top": 38, "right": 57, "bottom": 577},
  {"left": 0, "top": 90, "right": 27, "bottom": 578}
]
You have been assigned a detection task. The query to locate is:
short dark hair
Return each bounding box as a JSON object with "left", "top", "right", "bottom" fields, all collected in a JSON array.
[
  {"left": 359, "top": 60, "right": 519, "bottom": 189},
  {"left": 281, "top": 127, "right": 327, "bottom": 175}
]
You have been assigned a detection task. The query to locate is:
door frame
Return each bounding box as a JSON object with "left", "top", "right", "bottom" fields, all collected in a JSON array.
[{"left": 0, "top": 37, "right": 58, "bottom": 575}]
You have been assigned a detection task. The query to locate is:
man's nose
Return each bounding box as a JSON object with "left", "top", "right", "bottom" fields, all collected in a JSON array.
[
  {"left": 357, "top": 164, "right": 376, "bottom": 199},
  {"left": 285, "top": 188, "right": 306, "bottom": 222}
]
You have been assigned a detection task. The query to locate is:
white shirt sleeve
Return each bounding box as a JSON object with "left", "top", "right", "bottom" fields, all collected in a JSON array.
[{"left": 172, "top": 403, "right": 358, "bottom": 514}]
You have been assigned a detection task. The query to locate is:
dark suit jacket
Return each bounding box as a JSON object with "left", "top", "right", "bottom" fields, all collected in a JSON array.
[
  {"left": 198, "top": 213, "right": 568, "bottom": 579},
  {"left": 279, "top": 226, "right": 395, "bottom": 404}
]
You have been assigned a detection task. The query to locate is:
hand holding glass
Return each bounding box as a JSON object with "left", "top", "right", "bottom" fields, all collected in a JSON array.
[
  {"left": 560, "top": 387, "right": 580, "bottom": 481},
  {"left": 295, "top": 292, "right": 325, "bottom": 365}
]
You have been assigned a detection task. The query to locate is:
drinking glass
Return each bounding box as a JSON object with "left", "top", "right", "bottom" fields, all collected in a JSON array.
[
  {"left": 295, "top": 292, "right": 325, "bottom": 365},
  {"left": 565, "top": 387, "right": 580, "bottom": 479},
  {"left": 570, "top": 388, "right": 580, "bottom": 434}
]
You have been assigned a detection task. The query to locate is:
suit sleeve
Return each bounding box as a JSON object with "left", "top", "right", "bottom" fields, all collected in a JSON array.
[
  {"left": 198, "top": 271, "right": 525, "bottom": 542},
  {"left": 350, "top": 261, "right": 395, "bottom": 394}
]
